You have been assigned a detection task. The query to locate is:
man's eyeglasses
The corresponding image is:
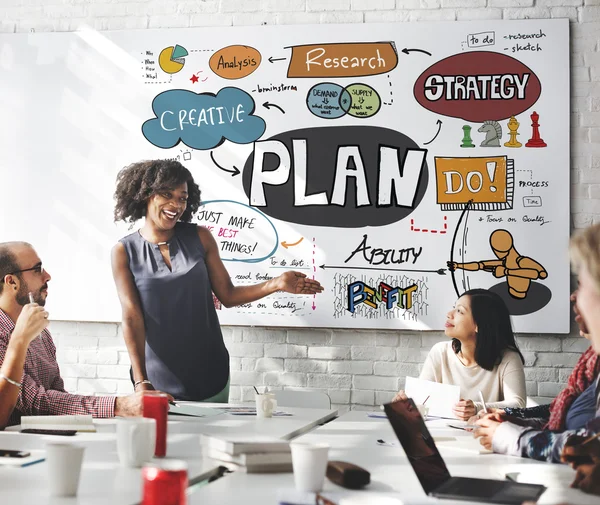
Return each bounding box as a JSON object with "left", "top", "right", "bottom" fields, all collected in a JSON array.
[{"left": 2, "top": 263, "right": 44, "bottom": 280}]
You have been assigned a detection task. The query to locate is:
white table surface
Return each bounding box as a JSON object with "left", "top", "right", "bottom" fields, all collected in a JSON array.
[
  {"left": 0, "top": 403, "right": 338, "bottom": 505},
  {"left": 187, "top": 410, "right": 600, "bottom": 505}
]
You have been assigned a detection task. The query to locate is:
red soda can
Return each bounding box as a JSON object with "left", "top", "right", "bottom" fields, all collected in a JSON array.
[
  {"left": 141, "top": 460, "right": 188, "bottom": 505},
  {"left": 142, "top": 391, "right": 169, "bottom": 457}
]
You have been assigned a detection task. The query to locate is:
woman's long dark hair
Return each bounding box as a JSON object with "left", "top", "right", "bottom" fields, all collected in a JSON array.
[{"left": 451, "top": 288, "right": 524, "bottom": 371}]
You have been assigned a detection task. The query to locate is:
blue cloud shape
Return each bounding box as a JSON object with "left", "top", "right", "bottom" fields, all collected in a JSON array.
[{"left": 142, "top": 87, "right": 266, "bottom": 150}]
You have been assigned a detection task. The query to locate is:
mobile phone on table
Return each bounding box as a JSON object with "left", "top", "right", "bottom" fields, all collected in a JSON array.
[
  {"left": 0, "top": 449, "right": 31, "bottom": 458},
  {"left": 21, "top": 429, "right": 77, "bottom": 436}
]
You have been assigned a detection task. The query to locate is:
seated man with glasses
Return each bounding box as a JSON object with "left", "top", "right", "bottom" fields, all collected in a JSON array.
[{"left": 0, "top": 241, "right": 168, "bottom": 426}]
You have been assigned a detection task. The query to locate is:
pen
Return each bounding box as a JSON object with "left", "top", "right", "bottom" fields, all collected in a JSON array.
[
  {"left": 28, "top": 292, "right": 35, "bottom": 304},
  {"left": 478, "top": 390, "right": 488, "bottom": 414},
  {"left": 169, "top": 400, "right": 180, "bottom": 408}
]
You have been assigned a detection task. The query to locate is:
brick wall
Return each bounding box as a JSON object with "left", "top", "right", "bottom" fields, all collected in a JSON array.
[{"left": 5, "top": 0, "right": 598, "bottom": 410}]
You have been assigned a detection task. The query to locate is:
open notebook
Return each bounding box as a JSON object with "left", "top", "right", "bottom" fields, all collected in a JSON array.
[{"left": 20, "top": 415, "right": 96, "bottom": 432}]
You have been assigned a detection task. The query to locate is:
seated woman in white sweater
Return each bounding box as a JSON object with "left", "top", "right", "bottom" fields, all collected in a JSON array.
[{"left": 393, "top": 288, "right": 526, "bottom": 420}]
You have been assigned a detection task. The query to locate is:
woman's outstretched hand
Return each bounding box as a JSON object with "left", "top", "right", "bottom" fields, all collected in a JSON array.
[{"left": 278, "top": 271, "right": 324, "bottom": 294}]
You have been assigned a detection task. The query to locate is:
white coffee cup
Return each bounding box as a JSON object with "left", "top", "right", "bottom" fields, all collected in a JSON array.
[
  {"left": 117, "top": 417, "right": 156, "bottom": 467},
  {"left": 290, "top": 442, "right": 329, "bottom": 492},
  {"left": 255, "top": 393, "right": 277, "bottom": 418},
  {"left": 46, "top": 443, "right": 85, "bottom": 497}
]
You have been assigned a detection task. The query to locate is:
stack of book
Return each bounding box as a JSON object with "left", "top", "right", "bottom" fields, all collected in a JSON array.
[
  {"left": 20, "top": 415, "right": 96, "bottom": 432},
  {"left": 200, "top": 434, "right": 292, "bottom": 473}
]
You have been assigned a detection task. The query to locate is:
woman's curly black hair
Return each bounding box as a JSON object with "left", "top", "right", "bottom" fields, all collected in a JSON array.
[{"left": 113, "top": 160, "right": 201, "bottom": 225}]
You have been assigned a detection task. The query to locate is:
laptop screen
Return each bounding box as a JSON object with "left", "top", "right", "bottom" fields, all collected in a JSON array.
[{"left": 384, "top": 399, "right": 452, "bottom": 494}]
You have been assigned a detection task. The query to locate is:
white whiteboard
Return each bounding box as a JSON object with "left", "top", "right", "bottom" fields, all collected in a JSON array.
[{"left": 0, "top": 19, "right": 570, "bottom": 332}]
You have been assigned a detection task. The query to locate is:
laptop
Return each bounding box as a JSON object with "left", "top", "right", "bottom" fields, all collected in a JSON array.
[{"left": 383, "top": 399, "right": 546, "bottom": 504}]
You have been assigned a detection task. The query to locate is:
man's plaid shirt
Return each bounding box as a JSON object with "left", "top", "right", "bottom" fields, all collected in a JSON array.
[{"left": 0, "top": 309, "right": 115, "bottom": 426}]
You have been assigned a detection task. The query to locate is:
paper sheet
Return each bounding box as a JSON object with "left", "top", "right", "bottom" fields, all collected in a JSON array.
[
  {"left": 168, "top": 404, "right": 225, "bottom": 418},
  {"left": 405, "top": 377, "right": 460, "bottom": 419}
]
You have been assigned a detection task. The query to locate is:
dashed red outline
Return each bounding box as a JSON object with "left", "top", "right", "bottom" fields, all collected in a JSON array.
[{"left": 410, "top": 215, "right": 447, "bottom": 234}]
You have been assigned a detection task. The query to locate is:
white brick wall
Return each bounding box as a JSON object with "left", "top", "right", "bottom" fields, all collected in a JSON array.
[{"left": 7, "top": 0, "right": 599, "bottom": 410}]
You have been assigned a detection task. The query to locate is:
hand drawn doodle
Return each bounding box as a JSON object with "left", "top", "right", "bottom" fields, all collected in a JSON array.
[
  {"left": 158, "top": 44, "right": 188, "bottom": 74},
  {"left": 414, "top": 51, "right": 541, "bottom": 122},
  {"left": 287, "top": 42, "right": 398, "bottom": 78},
  {"left": 242, "top": 126, "right": 428, "bottom": 227},
  {"left": 447, "top": 227, "right": 551, "bottom": 315},
  {"left": 435, "top": 156, "right": 514, "bottom": 211},
  {"left": 196, "top": 200, "right": 278, "bottom": 263},
  {"left": 142, "top": 87, "right": 266, "bottom": 149},
  {"left": 478, "top": 120, "right": 502, "bottom": 147},
  {"left": 209, "top": 45, "right": 262, "bottom": 79}
]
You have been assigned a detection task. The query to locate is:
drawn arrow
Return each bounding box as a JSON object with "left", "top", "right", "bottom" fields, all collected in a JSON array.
[
  {"left": 319, "top": 265, "right": 446, "bottom": 275},
  {"left": 268, "top": 56, "right": 286, "bottom": 63},
  {"left": 263, "top": 102, "right": 285, "bottom": 114},
  {"left": 210, "top": 151, "right": 240, "bottom": 177},
  {"left": 281, "top": 237, "right": 304, "bottom": 249},
  {"left": 312, "top": 301, "right": 316, "bottom": 310},
  {"left": 424, "top": 119, "right": 443, "bottom": 145},
  {"left": 401, "top": 48, "right": 432, "bottom": 56}
]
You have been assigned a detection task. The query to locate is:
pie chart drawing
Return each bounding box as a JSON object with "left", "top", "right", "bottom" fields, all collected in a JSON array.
[{"left": 158, "top": 45, "right": 188, "bottom": 74}]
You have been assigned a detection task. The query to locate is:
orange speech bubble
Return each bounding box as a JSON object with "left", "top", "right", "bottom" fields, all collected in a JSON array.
[
  {"left": 287, "top": 42, "right": 397, "bottom": 78},
  {"left": 435, "top": 156, "right": 514, "bottom": 210},
  {"left": 210, "top": 45, "right": 262, "bottom": 80}
]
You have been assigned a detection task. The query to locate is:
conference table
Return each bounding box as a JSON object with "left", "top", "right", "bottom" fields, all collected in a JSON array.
[
  {"left": 1, "top": 405, "right": 599, "bottom": 505},
  {"left": 0, "top": 403, "right": 338, "bottom": 505},
  {"left": 187, "top": 410, "right": 600, "bottom": 505}
]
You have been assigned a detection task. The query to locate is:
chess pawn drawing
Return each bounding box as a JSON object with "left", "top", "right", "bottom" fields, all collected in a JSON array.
[
  {"left": 504, "top": 116, "right": 522, "bottom": 148},
  {"left": 525, "top": 111, "right": 547, "bottom": 148},
  {"left": 460, "top": 125, "right": 475, "bottom": 148}
]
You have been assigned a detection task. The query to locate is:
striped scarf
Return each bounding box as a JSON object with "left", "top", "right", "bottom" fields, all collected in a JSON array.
[{"left": 545, "top": 346, "right": 600, "bottom": 430}]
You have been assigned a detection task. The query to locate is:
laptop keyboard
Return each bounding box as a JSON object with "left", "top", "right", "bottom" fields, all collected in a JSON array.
[{"left": 441, "top": 477, "right": 507, "bottom": 498}]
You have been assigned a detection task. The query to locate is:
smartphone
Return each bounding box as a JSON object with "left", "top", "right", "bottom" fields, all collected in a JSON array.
[
  {"left": 21, "top": 429, "right": 77, "bottom": 436},
  {"left": 0, "top": 449, "right": 30, "bottom": 458}
]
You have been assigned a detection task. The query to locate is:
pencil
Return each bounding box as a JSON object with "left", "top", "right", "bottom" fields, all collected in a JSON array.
[{"left": 581, "top": 432, "right": 600, "bottom": 446}]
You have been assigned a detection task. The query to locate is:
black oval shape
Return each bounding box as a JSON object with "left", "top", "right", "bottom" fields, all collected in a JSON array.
[{"left": 242, "top": 126, "right": 428, "bottom": 228}]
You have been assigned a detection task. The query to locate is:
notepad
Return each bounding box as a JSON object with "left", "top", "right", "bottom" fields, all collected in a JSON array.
[
  {"left": 405, "top": 377, "right": 460, "bottom": 419},
  {"left": 436, "top": 437, "right": 492, "bottom": 454},
  {"left": 20, "top": 415, "right": 96, "bottom": 433}
]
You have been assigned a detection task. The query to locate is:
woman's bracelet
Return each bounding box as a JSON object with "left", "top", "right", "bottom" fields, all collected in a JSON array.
[
  {"left": 134, "top": 379, "right": 152, "bottom": 389},
  {"left": 0, "top": 373, "right": 22, "bottom": 389}
]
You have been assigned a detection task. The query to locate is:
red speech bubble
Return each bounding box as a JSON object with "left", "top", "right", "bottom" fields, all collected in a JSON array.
[{"left": 414, "top": 51, "right": 541, "bottom": 122}]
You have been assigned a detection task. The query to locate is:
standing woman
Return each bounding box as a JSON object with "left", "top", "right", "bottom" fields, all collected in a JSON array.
[
  {"left": 393, "top": 288, "right": 526, "bottom": 419},
  {"left": 111, "top": 160, "right": 323, "bottom": 402}
]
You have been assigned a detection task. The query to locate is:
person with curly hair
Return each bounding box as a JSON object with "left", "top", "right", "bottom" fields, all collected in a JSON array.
[{"left": 111, "top": 159, "right": 323, "bottom": 402}]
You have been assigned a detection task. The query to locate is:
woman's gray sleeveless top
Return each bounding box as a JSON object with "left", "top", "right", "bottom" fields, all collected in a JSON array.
[{"left": 120, "top": 222, "right": 229, "bottom": 400}]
